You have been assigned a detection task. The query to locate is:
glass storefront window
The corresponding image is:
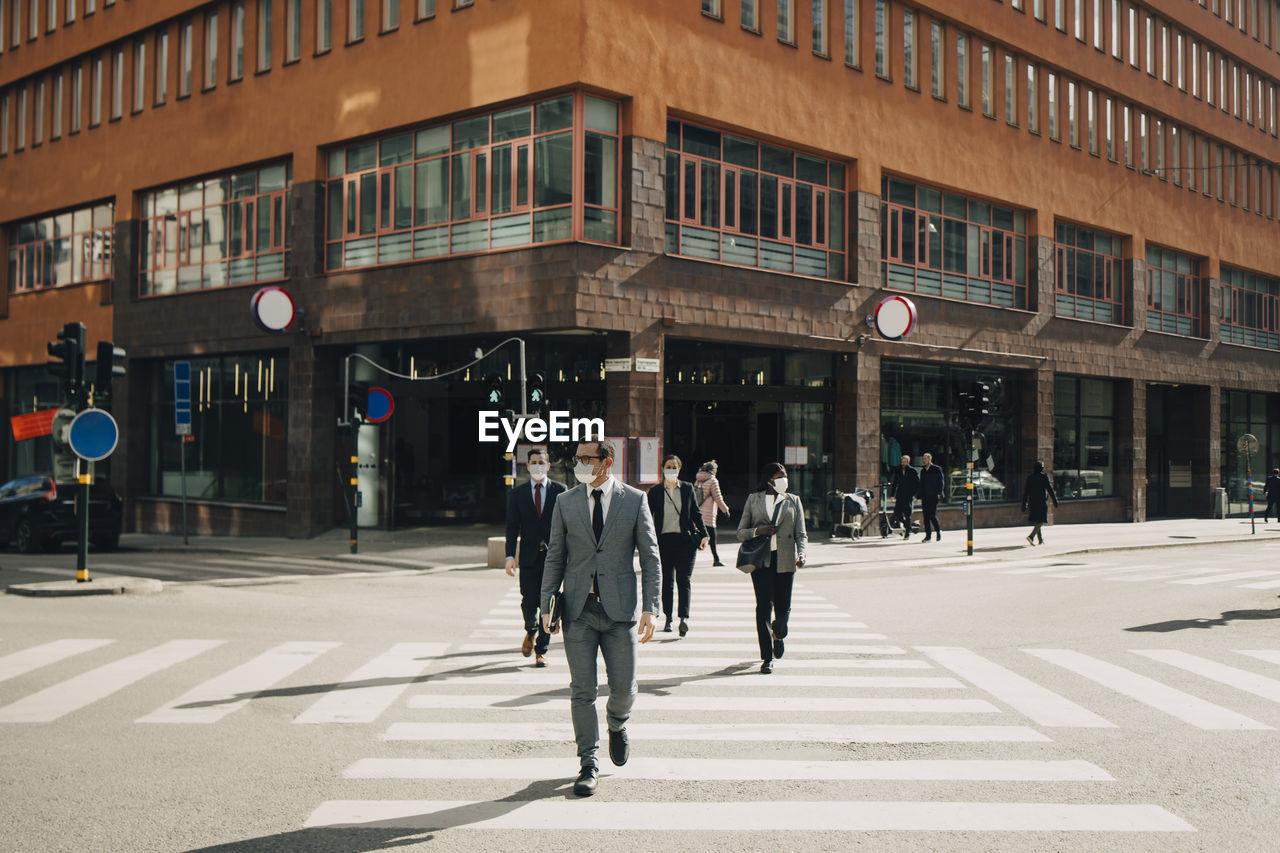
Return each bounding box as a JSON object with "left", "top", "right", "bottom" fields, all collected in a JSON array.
[
  {"left": 1220, "top": 389, "right": 1279, "bottom": 513},
  {"left": 664, "top": 341, "right": 832, "bottom": 388},
  {"left": 1053, "top": 375, "right": 1117, "bottom": 498},
  {"left": 880, "top": 360, "right": 1022, "bottom": 502},
  {"left": 147, "top": 354, "right": 289, "bottom": 503}
]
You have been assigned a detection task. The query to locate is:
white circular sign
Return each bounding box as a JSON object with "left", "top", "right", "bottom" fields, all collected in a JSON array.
[
  {"left": 1238, "top": 433, "right": 1259, "bottom": 454},
  {"left": 873, "top": 295, "right": 917, "bottom": 340},
  {"left": 251, "top": 286, "right": 296, "bottom": 332}
]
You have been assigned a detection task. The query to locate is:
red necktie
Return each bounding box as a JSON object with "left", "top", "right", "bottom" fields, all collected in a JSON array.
[{"left": 534, "top": 482, "right": 542, "bottom": 517}]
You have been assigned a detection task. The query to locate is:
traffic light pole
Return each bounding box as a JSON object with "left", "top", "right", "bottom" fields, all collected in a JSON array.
[
  {"left": 965, "top": 452, "right": 975, "bottom": 558},
  {"left": 76, "top": 459, "right": 91, "bottom": 582}
]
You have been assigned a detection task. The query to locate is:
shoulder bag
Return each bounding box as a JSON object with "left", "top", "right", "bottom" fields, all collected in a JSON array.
[{"left": 736, "top": 497, "right": 784, "bottom": 573}]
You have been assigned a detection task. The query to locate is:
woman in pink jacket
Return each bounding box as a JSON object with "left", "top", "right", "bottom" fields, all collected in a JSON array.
[{"left": 694, "top": 461, "right": 732, "bottom": 566}]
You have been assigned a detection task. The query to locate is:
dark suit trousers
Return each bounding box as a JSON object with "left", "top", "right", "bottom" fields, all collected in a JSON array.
[
  {"left": 519, "top": 554, "right": 551, "bottom": 655},
  {"left": 658, "top": 533, "right": 695, "bottom": 620},
  {"left": 892, "top": 500, "right": 914, "bottom": 531},
  {"left": 921, "top": 497, "right": 941, "bottom": 536},
  {"left": 751, "top": 551, "right": 794, "bottom": 661}
]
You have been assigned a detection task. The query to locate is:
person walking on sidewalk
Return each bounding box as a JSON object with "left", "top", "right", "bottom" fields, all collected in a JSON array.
[
  {"left": 1021, "top": 460, "right": 1059, "bottom": 545},
  {"left": 889, "top": 455, "right": 920, "bottom": 540},
  {"left": 504, "top": 448, "right": 565, "bottom": 667},
  {"left": 694, "top": 460, "right": 731, "bottom": 566},
  {"left": 737, "top": 463, "right": 807, "bottom": 674},
  {"left": 542, "top": 439, "right": 661, "bottom": 798},
  {"left": 918, "top": 452, "right": 944, "bottom": 542},
  {"left": 1265, "top": 469, "right": 1280, "bottom": 522},
  {"left": 648, "top": 455, "right": 709, "bottom": 636}
]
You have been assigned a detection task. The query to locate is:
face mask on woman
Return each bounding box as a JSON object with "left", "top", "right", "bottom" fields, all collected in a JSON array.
[
  {"left": 663, "top": 469, "right": 680, "bottom": 483},
  {"left": 772, "top": 477, "right": 788, "bottom": 495}
]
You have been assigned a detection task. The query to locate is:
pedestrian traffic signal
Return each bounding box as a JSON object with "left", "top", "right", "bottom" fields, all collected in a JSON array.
[
  {"left": 973, "top": 381, "right": 992, "bottom": 418},
  {"left": 348, "top": 382, "right": 369, "bottom": 423},
  {"left": 94, "top": 341, "right": 127, "bottom": 403},
  {"left": 47, "top": 322, "right": 86, "bottom": 409},
  {"left": 485, "top": 374, "right": 505, "bottom": 408},
  {"left": 528, "top": 372, "right": 546, "bottom": 410}
]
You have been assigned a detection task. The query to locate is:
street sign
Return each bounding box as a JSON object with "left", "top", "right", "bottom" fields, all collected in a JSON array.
[
  {"left": 175, "top": 361, "right": 192, "bottom": 436},
  {"left": 365, "top": 387, "right": 394, "bottom": 423},
  {"left": 250, "top": 286, "right": 298, "bottom": 332},
  {"left": 872, "top": 295, "right": 918, "bottom": 340},
  {"left": 10, "top": 408, "right": 58, "bottom": 441},
  {"left": 1238, "top": 433, "right": 1259, "bottom": 454},
  {"left": 68, "top": 408, "right": 119, "bottom": 462}
]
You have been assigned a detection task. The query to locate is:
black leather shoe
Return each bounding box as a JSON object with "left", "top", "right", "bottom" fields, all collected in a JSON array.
[
  {"left": 713, "top": 560, "right": 725, "bottom": 567},
  {"left": 662, "top": 621, "right": 673, "bottom": 633},
  {"left": 678, "top": 619, "right": 688, "bottom": 637},
  {"left": 608, "top": 728, "right": 630, "bottom": 766},
  {"left": 760, "top": 660, "right": 774, "bottom": 674},
  {"left": 773, "top": 636, "right": 785, "bottom": 659},
  {"left": 573, "top": 765, "right": 598, "bottom": 797}
]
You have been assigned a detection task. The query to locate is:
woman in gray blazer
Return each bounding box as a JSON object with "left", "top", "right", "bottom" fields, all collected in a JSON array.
[{"left": 737, "top": 462, "right": 807, "bottom": 674}]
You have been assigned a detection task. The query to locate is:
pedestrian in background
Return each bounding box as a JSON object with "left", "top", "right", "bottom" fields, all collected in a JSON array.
[
  {"left": 1265, "top": 468, "right": 1280, "bottom": 522},
  {"left": 889, "top": 455, "right": 920, "bottom": 540},
  {"left": 737, "top": 463, "right": 807, "bottom": 674},
  {"left": 504, "top": 448, "right": 565, "bottom": 667},
  {"left": 648, "top": 454, "right": 709, "bottom": 636},
  {"left": 1021, "top": 460, "right": 1059, "bottom": 546},
  {"left": 918, "top": 452, "right": 944, "bottom": 542},
  {"left": 694, "top": 460, "right": 731, "bottom": 566}
]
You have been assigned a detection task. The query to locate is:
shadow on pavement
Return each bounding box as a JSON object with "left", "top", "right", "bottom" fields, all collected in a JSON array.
[{"left": 1126, "top": 606, "right": 1280, "bottom": 632}]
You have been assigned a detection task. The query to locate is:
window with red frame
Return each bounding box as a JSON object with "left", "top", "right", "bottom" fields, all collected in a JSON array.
[
  {"left": 1146, "top": 245, "right": 1206, "bottom": 338},
  {"left": 1054, "top": 222, "right": 1124, "bottom": 323},
  {"left": 1220, "top": 265, "right": 1280, "bottom": 350},
  {"left": 139, "top": 163, "right": 292, "bottom": 296},
  {"left": 324, "top": 92, "right": 619, "bottom": 271},
  {"left": 7, "top": 202, "right": 113, "bottom": 292}
]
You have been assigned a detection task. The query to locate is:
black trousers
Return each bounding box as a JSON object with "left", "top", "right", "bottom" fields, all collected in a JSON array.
[
  {"left": 751, "top": 552, "right": 794, "bottom": 661},
  {"left": 518, "top": 555, "right": 551, "bottom": 655},
  {"left": 892, "top": 500, "right": 914, "bottom": 532},
  {"left": 921, "top": 498, "right": 941, "bottom": 536},
  {"left": 706, "top": 526, "right": 721, "bottom": 562},
  {"left": 659, "top": 533, "right": 696, "bottom": 620},
  {"left": 1266, "top": 498, "right": 1278, "bottom": 521}
]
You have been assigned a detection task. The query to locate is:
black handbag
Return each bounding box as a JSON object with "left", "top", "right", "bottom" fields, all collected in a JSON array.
[
  {"left": 546, "top": 591, "right": 565, "bottom": 633},
  {"left": 736, "top": 498, "right": 784, "bottom": 573}
]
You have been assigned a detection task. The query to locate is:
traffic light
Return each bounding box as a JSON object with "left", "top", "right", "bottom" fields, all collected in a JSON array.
[
  {"left": 47, "top": 322, "right": 86, "bottom": 409},
  {"left": 973, "top": 381, "right": 992, "bottom": 418},
  {"left": 347, "top": 382, "right": 369, "bottom": 423},
  {"left": 94, "top": 341, "right": 127, "bottom": 404},
  {"left": 485, "top": 374, "right": 505, "bottom": 408},
  {"left": 956, "top": 389, "right": 974, "bottom": 429},
  {"left": 528, "top": 372, "right": 546, "bottom": 411}
]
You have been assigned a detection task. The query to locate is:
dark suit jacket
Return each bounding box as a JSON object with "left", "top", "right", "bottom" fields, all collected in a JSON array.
[
  {"left": 890, "top": 465, "right": 920, "bottom": 506},
  {"left": 919, "top": 464, "right": 945, "bottom": 503},
  {"left": 646, "top": 481, "right": 709, "bottom": 543},
  {"left": 505, "top": 478, "right": 566, "bottom": 568},
  {"left": 1266, "top": 475, "right": 1280, "bottom": 500}
]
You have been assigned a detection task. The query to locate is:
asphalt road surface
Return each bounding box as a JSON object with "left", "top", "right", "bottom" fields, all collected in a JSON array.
[{"left": 2, "top": 539, "right": 1278, "bottom": 852}]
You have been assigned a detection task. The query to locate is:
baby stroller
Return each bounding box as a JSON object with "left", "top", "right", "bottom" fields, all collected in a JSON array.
[
  {"left": 877, "top": 481, "right": 922, "bottom": 538},
  {"left": 827, "top": 489, "right": 872, "bottom": 539}
]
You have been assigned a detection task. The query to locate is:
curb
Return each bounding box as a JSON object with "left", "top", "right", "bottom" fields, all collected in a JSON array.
[{"left": 6, "top": 576, "right": 164, "bottom": 597}]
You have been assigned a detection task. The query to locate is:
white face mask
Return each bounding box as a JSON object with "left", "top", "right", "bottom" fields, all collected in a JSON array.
[
  {"left": 574, "top": 461, "right": 599, "bottom": 484},
  {"left": 772, "top": 477, "right": 788, "bottom": 494},
  {"left": 663, "top": 469, "right": 680, "bottom": 482},
  {"left": 527, "top": 463, "right": 548, "bottom": 481}
]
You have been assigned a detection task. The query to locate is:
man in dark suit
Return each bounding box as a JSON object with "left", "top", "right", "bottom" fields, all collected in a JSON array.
[
  {"left": 542, "top": 439, "right": 661, "bottom": 798},
  {"left": 505, "top": 448, "right": 565, "bottom": 667},
  {"left": 918, "top": 452, "right": 945, "bottom": 542},
  {"left": 889, "top": 454, "right": 920, "bottom": 540},
  {"left": 1265, "top": 468, "right": 1280, "bottom": 522}
]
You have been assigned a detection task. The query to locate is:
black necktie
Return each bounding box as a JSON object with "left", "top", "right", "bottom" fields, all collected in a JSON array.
[{"left": 592, "top": 489, "right": 604, "bottom": 541}]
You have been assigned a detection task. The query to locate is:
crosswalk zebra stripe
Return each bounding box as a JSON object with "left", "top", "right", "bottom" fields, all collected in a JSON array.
[
  {"left": 343, "top": 757, "right": 1111, "bottom": 782},
  {"left": 1131, "top": 650, "right": 1280, "bottom": 704},
  {"left": 136, "top": 641, "right": 341, "bottom": 724},
  {"left": 916, "top": 647, "right": 1114, "bottom": 728},
  {"left": 0, "top": 639, "right": 114, "bottom": 683},
  {"left": 406, "top": 694, "right": 1001, "bottom": 713},
  {"left": 1040, "top": 564, "right": 1159, "bottom": 578},
  {"left": 1105, "top": 568, "right": 1231, "bottom": 583},
  {"left": 1236, "top": 578, "right": 1280, "bottom": 589},
  {"left": 303, "top": 800, "right": 1191, "bottom": 831},
  {"left": 445, "top": 654, "right": 920, "bottom": 670},
  {"left": 1236, "top": 650, "right": 1280, "bottom": 666},
  {"left": 468, "top": 628, "right": 881, "bottom": 640},
  {"left": 419, "top": 673, "right": 962, "bottom": 688},
  {"left": 292, "top": 643, "right": 447, "bottom": 724},
  {"left": 1169, "top": 570, "right": 1280, "bottom": 585},
  {"left": 1024, "top": 649, "right": 1273, "bottom": 730},
  {"left": 0, "top": 640, "right": 224, "bottom": 723},
  {"left": 382, "top": 721, "right": 1049, "bottom": 743},
  {"left": 644, "top": 643, "right": 912, "bottom": 656}
]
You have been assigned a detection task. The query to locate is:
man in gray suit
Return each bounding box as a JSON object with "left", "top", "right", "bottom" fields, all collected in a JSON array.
[{"left": 542, "top": 438, "right": 661, "bottom": 798}]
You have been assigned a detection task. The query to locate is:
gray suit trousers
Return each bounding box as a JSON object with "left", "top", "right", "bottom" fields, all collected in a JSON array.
[{"left": 562, "top": 597, "right": 637, "bottom": 766}]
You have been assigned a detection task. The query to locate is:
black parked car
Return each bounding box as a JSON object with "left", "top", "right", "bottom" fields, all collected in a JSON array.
[{"left": 0, "top": 475, "right": 123, "bottom": 553}]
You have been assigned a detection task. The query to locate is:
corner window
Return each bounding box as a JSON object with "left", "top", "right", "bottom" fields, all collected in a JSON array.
[{"left": 6, "top": 202, "right": 114, "bottom": 292}]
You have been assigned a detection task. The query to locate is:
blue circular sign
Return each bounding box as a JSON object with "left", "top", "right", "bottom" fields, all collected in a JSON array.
[
  {"left": 68, "top": 408, "right": 119, "bottom": 462},
  {"left": 366, "top": 387, "right": 394, "bottom": 423}
]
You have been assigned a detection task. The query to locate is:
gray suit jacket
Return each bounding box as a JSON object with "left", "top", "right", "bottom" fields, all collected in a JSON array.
[
  {"left": 541, "top": 478, "right": 662, "bottom": 623},
  {"left": 736, "top": 491, "right": 808, "bottom": 573}
]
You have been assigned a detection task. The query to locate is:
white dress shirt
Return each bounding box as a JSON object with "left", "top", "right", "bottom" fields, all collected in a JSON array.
[{"left": 764, "top": 493, "right": 779, "bottom": 552}]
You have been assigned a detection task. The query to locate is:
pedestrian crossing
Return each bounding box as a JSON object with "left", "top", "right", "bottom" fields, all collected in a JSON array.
[
  {"left": 297, "top": 577, "right": 1280, "bottom": 838},
  {"left": 934, "top": 555, "right": 1280, "bottom": 589}
]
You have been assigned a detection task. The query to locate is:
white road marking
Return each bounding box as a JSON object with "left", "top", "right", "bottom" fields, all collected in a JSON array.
[
  {"left": 293, "top": 642, "right": 447, "bottom": 724},
  {"left": 1236, "top": 578, "right": 1280, "bottom": 589},
  {"left": 406, "top": 694, "right": 1001, "bottom": 713},
  {"left": 0, "top": 640, "right": 223, "bottom": 722},
  {"left": 382, "top": 721, "right": 1049, "bottom": 743},
  {"left": 0, "top": 639, "right": 114, "bottom": 683},
  {"left": 1169, "top": 571, "right": 1280, "bottom": 585},
  {"left": 1105, "top": 568, "right": 1233, "bottom": 582},
  {"left": 1041, "top": 564, "right": 1160, "bottom": 578},
  {"left": 645, "top": 642, "right": 911, "bottom": 655},
  {"left": 1132, "top": 650, "right": 1280, "bottom": 703},
  {"left": 304, "top": 800, "right": 1192, "bottom": 832},
  {"left": 917, "top": 646, "right": 1113, "bottom": 728},
  {"left": 1025, "top": 649, "right": 1272, "bottom": 730},
  {"left": 137, "top": 641, "right": 340, "bottom": 723},
  {"left": 419, "top": 673, "right": 962, "bottom": 688},
  {"left": 1236, "top": 650, "right": 1280, "bottom": 666},
  {"left": 344, "top": 757, "right": 1110, "bottom": 782}
]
